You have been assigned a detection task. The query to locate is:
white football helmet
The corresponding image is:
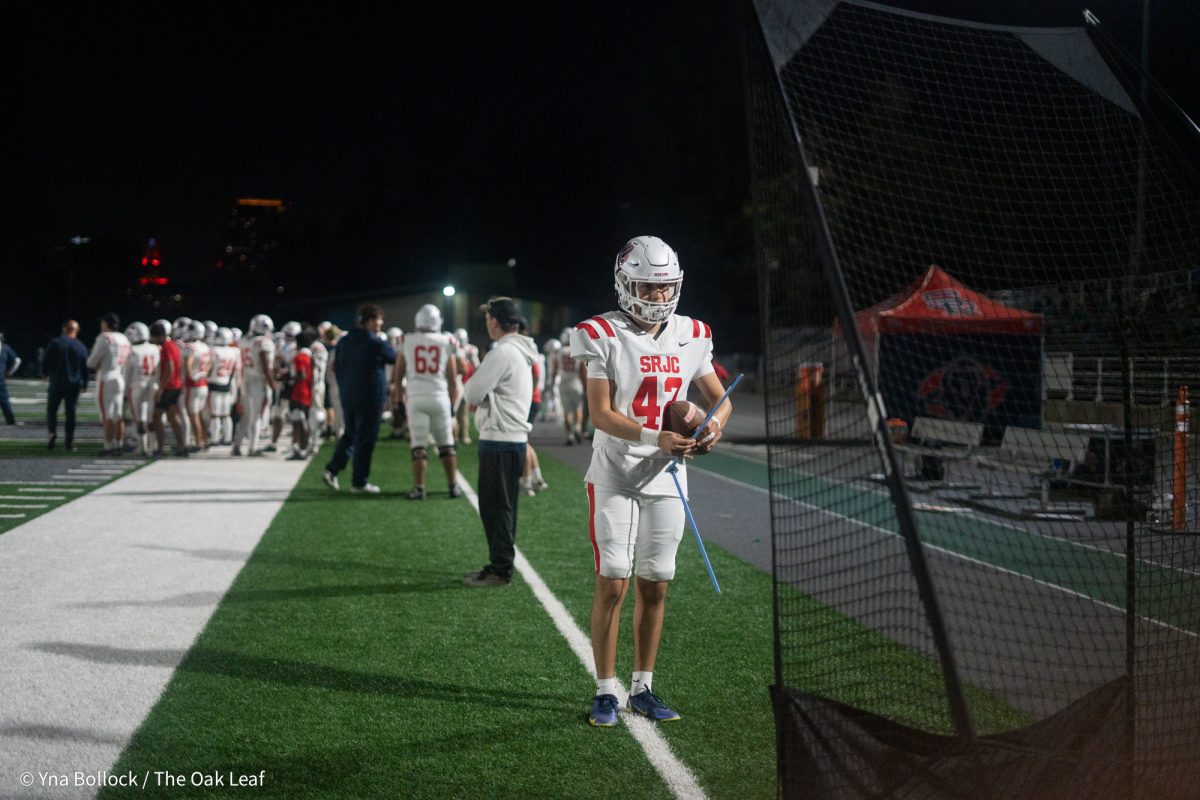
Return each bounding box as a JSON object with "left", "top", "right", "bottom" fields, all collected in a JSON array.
[
  {"left": 187, "top": 320, "right": 206, "bottom": 342},
  {"left": 282, "top": 320, "right": 302, "bottom": 339},
  {"left": 559, "top": 327, "right": 573, "bottom": 345},
  {"left": 544, "top": 338, "right": 562, "bottom": 354},
  {"left": 229, "top": 326, "right": 243, "bottom": 343},
  {"left": 172, "top": 316, "right": 193, "bottom": 340},
  {"left": 386, "top": 327, "right": 403, "bottom": 348},
  {"left": 454, "top": 328, "right": 469, "bottom": 348},
  {"left": 415, "top": 304, "right": 442, "bottom": 332},
  {"left": 317, "top": 320, "right": 332, "bottom": 336},
  {"left": 249, "top": 314, "right": 274, "bottom": 336},
  {"left": 125, "top": 322, "right": 150, "bottom": 344},
  {"left": 152, "top": 319, "right": 171, "bottom": 339},
  {"left": 614, "top": 235, "right": 683, "bottom": 324},
  {"left": 214, "top": 327, "right": 232, "bottom": 346},
  {"left": 202, "top": 320, "right": 218, "bottom": 343}
]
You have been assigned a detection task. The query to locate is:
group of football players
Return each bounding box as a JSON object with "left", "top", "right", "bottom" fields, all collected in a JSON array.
[{"left": 85, "top": 313, "right": 344, "bottom": 459}]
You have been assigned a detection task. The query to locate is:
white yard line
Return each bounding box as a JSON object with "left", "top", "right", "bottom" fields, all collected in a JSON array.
[
  {"left": 455, "top": 471, "right": 707, "bottom": 800},
  {"left": 0, "top": 504, "right": 48, "bottom": 509},
  {"left": 0, "top": 514, "right": 28, "bottom": 519},
  {"left": 16, "top": 487, "right": 84, "bottom": 493},
  {"left": 0, "top": 457, "right": 308, "bottom": 798}
]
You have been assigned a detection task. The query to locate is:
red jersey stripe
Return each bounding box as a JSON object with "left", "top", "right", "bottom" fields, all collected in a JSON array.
[
  {"left": 692, "top": 319, "right": 700, "bottom": 338},
  {"left": 703, "top": 322, "right": 712, "bottom": 339},
  {"left": 576, "top": 321, "right": 600, "bottom": 340},
  {"left": 590, "top": 316, "right": 616, "bottom": 338}
]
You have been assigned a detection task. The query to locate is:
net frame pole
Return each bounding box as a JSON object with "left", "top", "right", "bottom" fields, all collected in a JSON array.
[{"left": 743, "top": 0, "right": 977, "bottom": 749}]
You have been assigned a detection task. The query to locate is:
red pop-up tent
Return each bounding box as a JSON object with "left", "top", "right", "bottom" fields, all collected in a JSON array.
[{"left": 839, "top": 265, "right": 1043, "bottom": 440}]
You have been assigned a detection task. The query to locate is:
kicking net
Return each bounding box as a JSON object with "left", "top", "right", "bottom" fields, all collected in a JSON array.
[{"left": 744, "top": 1, "right": 1200, "bottom": 797}]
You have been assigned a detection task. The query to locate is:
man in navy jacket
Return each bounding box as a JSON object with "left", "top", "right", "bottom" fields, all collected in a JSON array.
[
  {"left": 43, "top": 320, "right": 90, "bottom": 450},
  {"left": 322, "top": 305, "right": 396, "bottom": 494}
]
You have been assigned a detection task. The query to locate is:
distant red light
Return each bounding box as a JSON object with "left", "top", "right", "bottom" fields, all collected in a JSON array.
[
  {"left": 151, "top": 258, "right": 160, "bottom": 267},
  {"left": 139, "top": 276, "right": 169, "bottom": 286},
  {"left": 141, "top": 257, "right": 148, "bottom": 266}
]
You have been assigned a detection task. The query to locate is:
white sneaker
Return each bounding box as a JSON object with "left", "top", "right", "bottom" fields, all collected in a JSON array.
[
  {"left": 521, "top": 479, "right": 536, "bottom": 497},
  {"left": 322, "top": 470, "right": 340, "bottom": 491},
  {"left": 350, "top": 483, "right": 381, "bottom": 495},
  {"left": 534, "top": 479, "right": 550, "bottom": 493}
]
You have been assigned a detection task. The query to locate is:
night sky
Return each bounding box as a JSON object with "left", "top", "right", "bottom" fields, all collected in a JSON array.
[{"left": 6, "top": 1, "right": 1198, "bottom": 354}]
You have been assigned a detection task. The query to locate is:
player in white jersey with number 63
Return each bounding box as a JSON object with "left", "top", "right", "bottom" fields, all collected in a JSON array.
[
  {"left": 395, "top": 304, "right": 461, "bottom": 500},
  {"left": 570, "top": 235, "right": 731, "bottom": 728}
]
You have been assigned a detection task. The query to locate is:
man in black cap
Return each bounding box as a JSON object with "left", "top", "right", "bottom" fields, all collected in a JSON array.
[{"left": 462, "top": 298, "right": 538, "bottom": 587}]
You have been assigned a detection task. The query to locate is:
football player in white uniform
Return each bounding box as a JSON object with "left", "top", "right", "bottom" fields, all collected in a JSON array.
[
  {"left": 123, "top": 322, "right": 160, "bottom": 457},
  {"left": 557, "top": 327, "right": 585, "bottom": 444},
  {"left": 572, "top": 236, "right": 730, "bottom": 728},
  {"left": 453, "top": 327, "right": 480, "bottom": 443},
  {"left": 540, "top": 338, "right": 562, "bottom": 421},
  {"left": 233, "top": 314, "right": 277, "bottom": 456},
  {"left": 267, "top": 321, "right": 301, "bottom": 452},
  {"left": 307, "top": 325, "right": 328, "bottom": 455},
  {"left": 394, "top": 304, "right": 461, "bottom": 499},
  {"left": 87, "top": 312, "right": 132, "bottom": 455},
  {"left": 207, "top": 327, "right": 241, "bottom": 446},
  {"left": 385, "top": 326, "right": 406, "bottom": 439},
  {"left": 182, "top": 320, "right": 212, "bottom": 451}
]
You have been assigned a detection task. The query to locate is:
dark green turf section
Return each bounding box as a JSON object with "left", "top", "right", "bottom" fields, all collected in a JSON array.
[
  {"left": 100, "top": 440, "right": 1031, "bottom": 799},
  {"left": 691, "top": 450, "right": 1200, "bottom": 634}
]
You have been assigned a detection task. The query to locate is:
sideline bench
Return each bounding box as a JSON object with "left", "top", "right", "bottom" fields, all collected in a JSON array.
[
  {"left": 972, "top": 426, "right": 1093, "bottom": 519},
  {"left": 895, "top": 417, "right": 985, "bottom": 486}
]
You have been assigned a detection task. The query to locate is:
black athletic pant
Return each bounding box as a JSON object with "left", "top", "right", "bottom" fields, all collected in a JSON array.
[
  {"left": 47, "top": 383, "right": 82, "bottom": 444},
  {"left": 477, "top": 440, "right": 527, "bottom": 579},
  {"left": 0, "top": 382, "right": 13, "bottom": 425}
]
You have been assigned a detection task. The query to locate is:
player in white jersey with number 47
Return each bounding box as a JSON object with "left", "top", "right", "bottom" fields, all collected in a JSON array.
[
  {"left": 87, "top": 312, "right": 132, "bottom": 456},
  {"left": 570, "top": 235, "right": 731, "bottom": 728}
]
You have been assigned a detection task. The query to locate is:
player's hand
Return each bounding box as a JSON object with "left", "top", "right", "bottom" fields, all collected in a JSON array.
[
  {"left": 657, "top": 430, "right": 696, "bottom": 457},
  {"left": 693, "top": 418, "right": 723, "bottom": 455}
]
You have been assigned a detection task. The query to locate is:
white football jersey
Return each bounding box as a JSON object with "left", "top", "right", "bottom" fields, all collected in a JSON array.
[
  {"left": 570, "top": 312, "right": 716, "bottom": 496},
  {"left": 124, "top": 342, "right": 161, "bottom": 389},
  {"left": 403, "top": 331, "right": 455, "bottom": 397},
  {"left": 209, "top": 345, "right": 240, "bottom": 388},
  {"left": 87, "top": 332, "right": 132, "bottom": 377},
  {"left": 240, "top": 334, "right": 276, "bottom": 382},
  {"left": 557, "top": 346, "right": 582, "bottom": 387},
  {"left": 185, "top": 341, "right": 213, "bottom": 384},
  {"left": 310, "top": 339, "right": 328, "bottom": 383}
]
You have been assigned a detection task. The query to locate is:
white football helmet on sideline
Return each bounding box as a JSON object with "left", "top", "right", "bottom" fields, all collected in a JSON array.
[
  {"left": 249, "top": 314, "right": 274, "bottom": 336},
  {"left": 125, "top": 322, "right": 150, "bottom": 344},
  {"left": 187, "top": 320, "right": 206, "bottom": 342},
  {"left": 282, "top": 320, "right": 302, "bottom": 339},
  {"left": 386, "top": 327, "right": 403, "bottom": 349},
  {"left": 544, "top": 338, "right": 562, "bottom": 354},
  {"left": 202, "top": 320, "right": 218, "bottom": 343},
  {"left": 454, "top": 328, "right": 469, "bottom": 348},
  {"left": 229, "top": 327, "right": 243, "bottom": 343},
  {"left": 415, "top": 304, "right": 442, "bottom": 332},
  {"left": 214, "top": 327, "right": 232, "bottom": 346},
  {"left": 614, "top": 235, "right": 683, "bottom": 324},
  {"left": 172, "top": 316, "right": 193, "bottom": 340},
  {"left": 559, "top": 327, "right": 573, "bottom": 345}
]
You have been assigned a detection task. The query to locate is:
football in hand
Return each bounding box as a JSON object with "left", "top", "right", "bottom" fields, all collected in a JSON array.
[{"left": 663, "top": 400, "right": 704, "bottom": 438}]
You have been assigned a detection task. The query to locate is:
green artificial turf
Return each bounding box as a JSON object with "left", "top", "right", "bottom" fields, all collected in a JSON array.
[{"left": 100, "top": 437, "right": 1030, "bottom": 799}]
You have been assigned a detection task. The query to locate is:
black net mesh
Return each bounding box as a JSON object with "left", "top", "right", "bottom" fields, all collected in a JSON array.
[{"left": 745, "top": 1, "right": 1200, "bottom": 797}]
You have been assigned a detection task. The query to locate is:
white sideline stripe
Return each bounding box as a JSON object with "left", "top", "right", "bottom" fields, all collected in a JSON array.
[
  {"left": 2, "top": 483, "right": 87, "bottom": 489},
  {"left": 68, "top": 468, "right": 124, "bottom": 475},
  {"left": 0, "top": 504, "right": 47, "bottom": 509},
  {"left": 455, "top": 471, "right": 707, "bottom": 800},
  {"left": 0, "top": 514, "right": 27, "bottom": 519},
  {"left": 10, "top": 495, "right": 66, "bottom": 500}
]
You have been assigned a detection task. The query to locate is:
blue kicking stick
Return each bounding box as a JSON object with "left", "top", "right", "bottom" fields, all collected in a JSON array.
[{"left": 666, "top": 373, "right": 744, "bottom": 593}]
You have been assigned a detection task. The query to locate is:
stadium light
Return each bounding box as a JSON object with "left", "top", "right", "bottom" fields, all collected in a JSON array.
[{"left": 443, "top": 285, "right": 456, "bottom": 297}]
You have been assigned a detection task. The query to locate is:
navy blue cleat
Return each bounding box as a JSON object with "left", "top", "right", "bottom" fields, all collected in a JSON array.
[
  {"left": 627, "top": 689, "right": 681, "bottom": 722},
  {"left": 589, "top": 694, "right": 620, "bottom": 727}
]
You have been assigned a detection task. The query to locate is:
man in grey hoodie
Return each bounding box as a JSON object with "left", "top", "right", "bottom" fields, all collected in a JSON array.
[{"left": 462, "top": 297, "right": 537, "bottom": 587}]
